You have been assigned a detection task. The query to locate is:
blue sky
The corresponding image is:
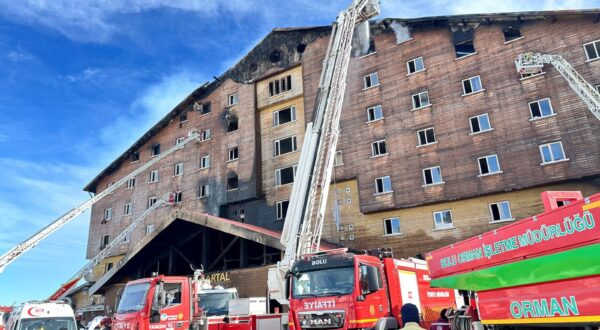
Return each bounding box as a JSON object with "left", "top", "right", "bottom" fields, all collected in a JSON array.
[{"left": 1, "top": 0, "right": 599, "bottom": 305}]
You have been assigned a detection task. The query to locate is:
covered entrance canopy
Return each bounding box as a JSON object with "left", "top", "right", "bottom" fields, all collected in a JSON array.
[{"left": 89, "top": 209, "right": 337, "bottom": 295}]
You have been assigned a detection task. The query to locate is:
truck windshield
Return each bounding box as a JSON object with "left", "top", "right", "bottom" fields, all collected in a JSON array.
[
  {"left": 117, "top": 282, "right": 151, "bottom": 313},
  {"left": 292, "top": 267, "right": 354, "bottom": 298},
  {"left": 198, "top": 292, "right": 235, "bottom": 316},
  {"left": 18, "top": 317, "right": 76, "bottom": 330}
]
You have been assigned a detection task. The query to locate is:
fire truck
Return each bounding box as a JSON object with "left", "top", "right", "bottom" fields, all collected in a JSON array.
[
  {"left": 426, "top": 191, "right": 600, "bottom": 329},
  {"left": 287, "top": 249, "right": 456, "bottom": 329},
  {"left": 112, "top": 270, "right": 284, "bottom": 330}
]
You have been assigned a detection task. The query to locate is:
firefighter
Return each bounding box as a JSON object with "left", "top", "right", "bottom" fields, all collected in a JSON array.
[{"left": 400, "top": 303, "right": 425, "bottom": 330}]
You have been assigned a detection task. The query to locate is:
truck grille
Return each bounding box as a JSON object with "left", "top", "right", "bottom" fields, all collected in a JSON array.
[{"left": 298, "top": 311, "right": 344, "bottom": 329}]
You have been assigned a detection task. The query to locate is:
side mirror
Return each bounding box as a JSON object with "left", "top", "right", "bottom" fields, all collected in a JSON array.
[
  {"left": 366, "top": 267, "right": 380, "bottom": 293},
  {"left": 150, "top": 307, "right": 160, "bottom": 323}
]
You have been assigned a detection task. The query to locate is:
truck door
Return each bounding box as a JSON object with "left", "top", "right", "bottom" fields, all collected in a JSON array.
[
  {"left": 155, "top": 280, "right": 189, "bottom": 330},
  {"left": 358, "top": 264, "right": 388, "bottom": 322}
]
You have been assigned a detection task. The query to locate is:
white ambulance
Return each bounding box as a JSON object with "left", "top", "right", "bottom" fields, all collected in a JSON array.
[{"left": 6, "top": 301, "right": 76, "bottom": 330}]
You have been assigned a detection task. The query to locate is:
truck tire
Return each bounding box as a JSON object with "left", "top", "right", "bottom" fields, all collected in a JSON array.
[{"left": 374, "top": 317, "right": 399, "bottom": 330}]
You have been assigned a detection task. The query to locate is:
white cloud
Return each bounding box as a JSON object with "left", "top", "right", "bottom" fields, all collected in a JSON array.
[
  {"left": 96, "top": 69, "right": 206, "bottom": 160},
  {"left": 0, "top": 0, "right": 279, "bottom": 42},
  {"left": 64, "top": 68, "right": 101, "bottom": 83},
  {"left": 5, "top": 47, "right": 36, "bottom": 63}
]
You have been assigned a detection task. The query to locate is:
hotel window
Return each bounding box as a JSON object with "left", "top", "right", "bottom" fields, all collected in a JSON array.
[
  {"left": 539, "top": 141, "right": 567, "bottom": 164},
  {"left": 104, "top": 208, "right": 112, "bottom": 220},
  {"left": 174, "top": 191, "right": 182, "bottom": 204},
  {"left": 503, "top": 26, "right": 522, "bottom": 42},
  {"left": 145, "top": 224, "right": 155, "bottom": 236},
  {"left": 269, "top": 75, "right": 292, "bottom": 96},
  {"left": 123, "top": 203, "right": 132, "bottom": 215},
  {"left": 412, "top": 91, "right": 430, "bottom": 109},
  {"left": 371, "top": 140, "right": 388, "bottom": 157},
  {"left": 200, "top": 155, "right": 210, "bottom": 169},
  {"left": 147, "top": 197, "right": 157, "bottom": 208},
  {"left": 174, "top": 163, "right": 184, "bottom": 176},
  {"left": 423, "top": 166, "right": 443, "bottom": 185},
  {"left": 198, "top": 184, "right": 210, "bottom": 198},
  {"left": 383, "top": 217, "right": 401, "bottom": 235},
  {"left": 228, "top": 147, "right": 239, "bottom": 161},
  {"left": 227, "top": 175, "right": 239, "bottom": 190},
  {"left": 462, "top": 76, "right": 483, "bottom": 95},
  {"left": 200, "top": 129, "right": 211, "bottom": 141},
  {"left": 417, "top": 128, "right": 436, "bottom": 146},
  {"left": 433, "top": 210, "right": 453, "bottom": 230},
  {"left": 100, "top": 235, "right": 109, "bottom": 249},
  {"left": 179, "top": 112, "right": 188, "bottom": 123},
  {"left": 367, "top": 105, "right": 384, "bottom": 122},
  {"left": 529, "top": 98, "right": 554, "bottom": 119},
  {"left": 275, "top": 165, "right": 297, "bottom": 186},
  {"left": 227, "top": 118, "right": 239, "bottom": 133},
  {"left": 375, "top": 176, "right": 392, "bottom": 194},
  {"left": 273, "top": 107, "right": 296, "bottom": 126},
  {"left": 583, "top": 39, "right": 600, "bottom": 61},
  {"left": 274, "top": 136, "right": 297, "bottom": 156},
  {"left": 478, "top": 155, "right": 501, "bottom": 175},
  {"left": 126, "top": 177, "right": 136, "bottom": 189},
  {"left": 334, "top": 150, "right": 344, "bottom": 166},
  {"left": 149, "top": 170, "right": 159, "bottom": 183},
  {"left": 407, "top": 57, "right": 425, "bottom": 74},
  {"left": 489, "top": 201, "right": 513, "bottom": 222},
  {"left": 453, "top": 30, "right": 475, "bottom": 58},
  {"left": 470, "top": 113, "right": 492, "bottom": 134},
  {"left": 363, "top": 72, "right": 380, "bottom": 89},
  {"left": 228, "top": 92, "right": 239, "bottom": 106},
  {"left": 151, "top": 144, "right": 160, "bottom": 157},
  {"left": 131, "top": 151, "right": 140, "bottom": 162},
  {"left": 276, "top": 200, "right": 290, "bottom": 220}
]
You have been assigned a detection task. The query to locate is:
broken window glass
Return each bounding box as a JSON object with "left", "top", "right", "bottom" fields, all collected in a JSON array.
[
  {"left": 453, "top": 30, "right": 476, "bottom": 58},
  {"left": 227, "top": 175, "right": 239, "bottom": 190},
  {"left": 503, "top": 26, "right": 522, "bottom": 42},
  {"left": 227, "top": 118, "right": 239, "bottom": 132}
]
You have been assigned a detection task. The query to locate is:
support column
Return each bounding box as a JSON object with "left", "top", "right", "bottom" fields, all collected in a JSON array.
[{"left": 239, "top": 240, "right": 247, "bottom": 268}]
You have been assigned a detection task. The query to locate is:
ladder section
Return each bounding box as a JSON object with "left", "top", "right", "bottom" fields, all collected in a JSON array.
[
  {"left": 516, "top": 53, "right": 600, "bottom": 121},
  {"left": 0, "top": 130, "right": 201, "bottom": 273}
]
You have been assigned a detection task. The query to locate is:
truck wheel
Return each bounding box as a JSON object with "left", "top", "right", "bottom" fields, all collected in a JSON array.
[{"left": 374, "top": 317, "right": 399, "bottom": 330}]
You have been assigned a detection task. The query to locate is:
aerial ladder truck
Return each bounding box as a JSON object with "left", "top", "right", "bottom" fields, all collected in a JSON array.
[
  {"left": 0, "top": 129, "right": 203, "bottom": 276},
  {"left": 263, "top": 1, "right": 457, "bottom": 329}
]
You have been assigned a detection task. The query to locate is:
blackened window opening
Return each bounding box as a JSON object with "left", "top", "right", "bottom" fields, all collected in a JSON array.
[{"left": 453, "top": 30, "right": 476, "bottom": 58}]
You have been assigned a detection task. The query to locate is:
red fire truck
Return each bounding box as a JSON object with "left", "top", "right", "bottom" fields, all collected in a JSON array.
[
  {"left": 112, "top": 271, "right": 286, "bottom": 330},
  {"left": 427, "top": 191, "right": 600, "bottom": 329},
  {"left": 287, "top": 249, "right": 456, "bottom": 329}
]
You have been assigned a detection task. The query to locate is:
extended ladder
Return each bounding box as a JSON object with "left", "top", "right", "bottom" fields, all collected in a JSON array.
[
  {"left": 269, "top": 0, "right": 380, "bottom": 304},
  {"left": 0, "top": 130, "right": 201, "bottom": 273},
  {"left": 515, "top": 52, "right": 600, "bottom": 121}
]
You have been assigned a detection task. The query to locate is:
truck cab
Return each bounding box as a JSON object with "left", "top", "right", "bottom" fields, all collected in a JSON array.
[
  {"left": 288, "top": 252, "right": 392, "bottom": 329},
  {"left": 288, "top": 251, "right": 456, "bottom": 329},
  {"left": 113, "top": 276, "right": 193, "bottom": 330},
  {"left": 6, "top": 301, "right": 76, "bottom": 330}
]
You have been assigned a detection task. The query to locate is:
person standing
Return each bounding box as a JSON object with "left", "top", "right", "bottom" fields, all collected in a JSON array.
[
  {"left": 429, "top": 308, "right": 451, "bottom": 330},
  {"left": 400, "top": 303, "right": 425, "bottom": 330}
]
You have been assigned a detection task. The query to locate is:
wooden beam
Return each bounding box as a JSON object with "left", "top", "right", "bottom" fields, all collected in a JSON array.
[
  {"left": 207, "top": 237, "right": 239, "bottom": 272},
  {"left": 173, "top": 246, "right": 198, "bottom": 270}
]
